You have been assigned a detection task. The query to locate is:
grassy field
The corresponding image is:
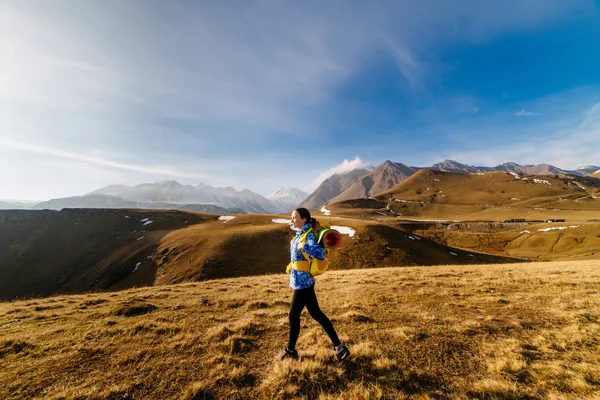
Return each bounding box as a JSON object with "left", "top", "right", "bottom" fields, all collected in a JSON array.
[{"left": 2, "top": 260, "right": 600, "bottom": 399}]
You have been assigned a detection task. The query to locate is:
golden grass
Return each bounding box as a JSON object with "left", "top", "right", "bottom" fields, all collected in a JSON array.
[{"left": 2, "top": 260, "right": 600, "bottom": 399}]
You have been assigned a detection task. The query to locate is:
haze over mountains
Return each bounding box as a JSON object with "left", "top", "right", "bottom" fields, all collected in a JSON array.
[
  {"left": 2, "top": 160, "right": 598, "bottom": 213},
  {"left": 265, "top": 186, "right": 308, "bottom": 213},
  {"left": 32, "top": 181, "right": 290, "bottom": 214}
]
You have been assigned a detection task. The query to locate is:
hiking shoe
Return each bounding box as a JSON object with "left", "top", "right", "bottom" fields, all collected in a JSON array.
[
  {"left": 280, "top": 347, "right": 298, "bottom": 360},
  {"left": 334, "top": 344, "right": 350, "bottom": 362}
]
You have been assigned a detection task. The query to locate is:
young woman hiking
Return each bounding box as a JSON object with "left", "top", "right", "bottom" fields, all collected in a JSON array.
[{"left": 281, "top": 207, "right": 350, "bottom": 361}]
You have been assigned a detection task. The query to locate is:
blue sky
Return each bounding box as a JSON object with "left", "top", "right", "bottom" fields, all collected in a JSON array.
[{"left": 1, "top": 0, "right": 599, "bottom": 201}]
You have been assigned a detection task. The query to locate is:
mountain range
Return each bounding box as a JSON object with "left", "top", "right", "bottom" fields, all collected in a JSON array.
[{"left": 2, "top": 160, "right": 598, "bottom": 213}]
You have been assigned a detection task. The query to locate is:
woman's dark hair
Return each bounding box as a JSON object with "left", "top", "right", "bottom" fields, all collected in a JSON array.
[{"left": 295, "top": 207, "right": 321, "bottom": 234}]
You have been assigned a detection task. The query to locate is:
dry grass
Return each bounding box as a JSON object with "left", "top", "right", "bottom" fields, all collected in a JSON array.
[
  {"left": 415, "top": 221, "right": 600, "bottom": 262},
  {"left": 2, "top": 261, "right": 600, "bottom": 399}
]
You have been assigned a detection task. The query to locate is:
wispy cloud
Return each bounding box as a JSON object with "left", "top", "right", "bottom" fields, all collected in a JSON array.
[
  {"left": 382, "top": 37, "right": 423, "bottom": 89},
  {"left": 306, "top": 157, "right": 371, "bottom": 192},
  {"left": 0, "top": 139, "right": 206, "bottom": 179},
  {"left": 515, "top": 109, "right": 540, "bottom": 116}
]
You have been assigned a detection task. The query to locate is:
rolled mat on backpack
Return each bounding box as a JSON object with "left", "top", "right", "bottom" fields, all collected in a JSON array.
[{"left": 317, "top": 228, "right": 342, "bottom": 249}]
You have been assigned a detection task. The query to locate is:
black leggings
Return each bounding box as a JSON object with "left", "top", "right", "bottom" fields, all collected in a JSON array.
[{"left": 288, "top": 284, "right": 341, "bottom": 350}]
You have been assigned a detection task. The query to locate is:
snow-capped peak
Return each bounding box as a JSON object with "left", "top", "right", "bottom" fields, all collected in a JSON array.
[{"left": 267, "top": 186, "right": 308, "bottom": 201}]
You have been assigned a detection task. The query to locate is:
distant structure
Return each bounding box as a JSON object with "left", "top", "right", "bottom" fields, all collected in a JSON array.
[{"left": 502, "top": 218, "right": 566, "bottom": 223}]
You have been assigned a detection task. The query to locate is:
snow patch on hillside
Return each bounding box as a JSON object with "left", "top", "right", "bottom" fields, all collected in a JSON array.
[
  {"left": 331, "top": 225, "right": 355, "bottom": 237},
  {"left": 538, "top": 226, "right": 579, "bottom": 232}
]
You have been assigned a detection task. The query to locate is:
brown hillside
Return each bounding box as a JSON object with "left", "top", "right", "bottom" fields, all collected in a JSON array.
[
  {"left": 373, "top": 169, "right": 600, "bottom": 221},
  {"left": 1, "top": 208, "right": 524, "bottom": 301},
  {"left": 0, "top": 209, "right": 213, "bottom": 301},
  {"left": 378, "top": 169, "right": 600, "bottom": 206},
  {"left": 412, "top": 221, "right": 600, "bottom": 262},
  {"left": 328, "top": 161, "right": 415, "bottom": 204},
  {"left": 322, "top": 199, "right": 600, "bottom": 261},
  {"left": 2, "top": 261, "right": 600, "bottom": 399}
]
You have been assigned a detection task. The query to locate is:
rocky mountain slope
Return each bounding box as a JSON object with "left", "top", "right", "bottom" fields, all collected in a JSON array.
[
  {"left": 298, "top": 168, "right": 370, "bottom": 210},
  {"left": 328, "top": 161, "right": 416, "bottom": 204}
]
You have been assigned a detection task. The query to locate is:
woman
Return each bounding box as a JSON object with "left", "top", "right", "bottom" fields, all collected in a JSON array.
[{"left": 281, "top": 207, "right": 350, "bottom": 361}]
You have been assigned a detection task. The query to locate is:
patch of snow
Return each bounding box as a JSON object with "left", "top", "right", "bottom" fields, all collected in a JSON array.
[
  {"left": 133, "top": 262, "right": 141, "bottom": 272},
  {"left": 509, "top": 172, "right": 521, "bottom": 179},
  {"left": 533, "top": 179, "right": 551, "bottom": 185},
  {"left": 124, "top": 216, "right": 130, "bottom": 219},
  {"left": 468, "top": 254, "right": 475, "bottom": 257},
  {"left": 140, "top": 218, "right": 149, "bottom": 222},
  {"left": 510, "top": 198, "right": 520, "bottom": 201},
  {"left": 433, "top": 178, "right": 440, "bottom": 182},
  {"left": 408, "top": 235, "right": 416, "bottom": 240},
  {"left": 143, "top": 220, "right": 153, "bottom": 226},
  {"left": 375, "top": 211, "right": 387, "bottom": 216},
  {"left": 137, "top": 236, "right": 145, "bottom": 241},
  {"left": 218, "top": 216, "right": 236, "bottom": 222},
  {"left": 321, "top": 206, "right": 332, "bottom": 216},
  {"left": 272, "top": 218, "right": 291, "bottom": 224},
  {"left": 520, "top": 230, "right": 530, "bottom": 234},
  {"left": 449, "top": 252, "right": 457, "bottom": 256},
  {"left": 538, "top": 226, "right": 579, "bottom": 232},
  {"left": 331, "top": 225, "right": 355, "bottom": 237}
]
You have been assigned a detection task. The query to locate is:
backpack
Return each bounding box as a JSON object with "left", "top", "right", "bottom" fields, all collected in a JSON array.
[{"left": 288, "top": 226, "right": 342, "bottom": 276}]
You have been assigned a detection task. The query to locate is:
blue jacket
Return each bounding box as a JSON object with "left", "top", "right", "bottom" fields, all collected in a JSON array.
[{"left": 289, "top": 223, "right": 325, "bottom": 290}]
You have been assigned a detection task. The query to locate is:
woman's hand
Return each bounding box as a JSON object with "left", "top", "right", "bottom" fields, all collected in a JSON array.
[{"left": 297, "top": 243, "right": 304, "bottom": 252}]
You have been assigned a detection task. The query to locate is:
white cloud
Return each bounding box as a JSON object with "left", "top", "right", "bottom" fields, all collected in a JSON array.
[
  {"left": 306, "top": 157, "right": 371, "bottom": 191},
  {"left": 515, "top": 110, "right": 540, "bottom": 116}
]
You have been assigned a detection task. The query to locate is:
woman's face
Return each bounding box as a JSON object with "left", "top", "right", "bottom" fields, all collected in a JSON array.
[{"left": 291, "top": 210, "right": 307, "bottom": 230}]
